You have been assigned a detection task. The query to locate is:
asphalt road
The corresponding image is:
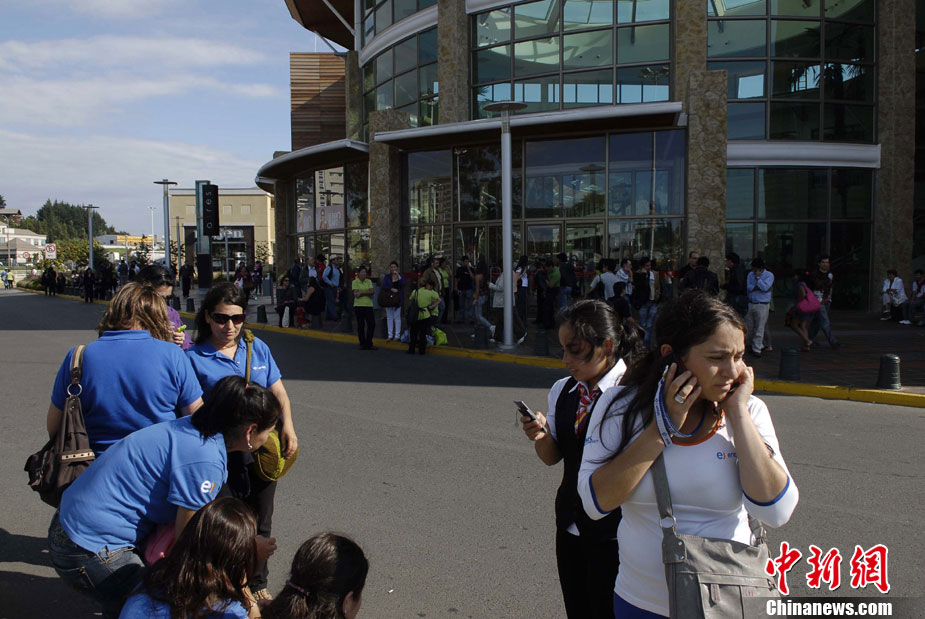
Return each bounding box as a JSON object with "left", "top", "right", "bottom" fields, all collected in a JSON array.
[{"left": 1, "top": 289, "right": 922, "bottom": 618}]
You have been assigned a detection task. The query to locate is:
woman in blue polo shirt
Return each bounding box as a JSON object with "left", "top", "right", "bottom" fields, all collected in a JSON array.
[
  {"left": 187, "top": 282, "right": 298, "bottom": 602},
  {"left": 48, "top": 376, "right": 281, "bottom": 619},
  {"left": 46, "top": 282, "right": 203, "bottom": 454}
]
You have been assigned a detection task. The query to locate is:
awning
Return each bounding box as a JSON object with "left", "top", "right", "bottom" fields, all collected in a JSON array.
[
  {"left": 255, "top": 139, "right": 369, "bottom": 193},
  {"left": 285, "top": 0, "right": 354, "bottom": 49},
  {"left": 373, "top": 102, "right": 686, "bottom": 150}
]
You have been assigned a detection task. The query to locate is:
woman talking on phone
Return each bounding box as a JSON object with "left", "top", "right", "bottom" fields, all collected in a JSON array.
[
  {"left": 577, "top": 291, "right": 799, "bottom": 617},
  {"left": 187, "top": 282, "right": 299, "bottom": 603},
  {"left": 519, "top": 299, "right": 644, "bottom": 619}
]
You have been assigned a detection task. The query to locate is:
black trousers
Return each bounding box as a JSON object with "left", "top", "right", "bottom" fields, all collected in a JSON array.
[
  {"left": 181, "top": 277, "right": 191, "bottom": 297},
  {"left": 354, "top": 306, "right": 375, "bottom": 348},
  {"left": 556, "top": 529, "right": 620, "bottom": 619},
  {"left": 218, "top": 453, "right": 277, "bottom": 592},
  {"left": 408, "top": 316, "right": 433, "bottom": 354}
]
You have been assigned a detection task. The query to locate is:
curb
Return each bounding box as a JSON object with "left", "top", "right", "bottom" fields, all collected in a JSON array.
[{"left": 18, "top": 287, "right": 925, "bottom": 407}]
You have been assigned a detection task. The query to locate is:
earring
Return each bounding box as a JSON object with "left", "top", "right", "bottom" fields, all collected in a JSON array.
[{"left": 247, "top": 439, "right": 253, "bottom": 450}]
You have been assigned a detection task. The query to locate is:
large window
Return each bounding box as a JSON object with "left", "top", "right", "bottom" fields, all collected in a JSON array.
[
  {"left": 293, "top": 162, "right": 370, "bottom": 270},
  {"left": 362, "top": 0, "right": 437, "bottom": 46},
  {"left": 403, "top": 129, "right": 685, "bottom": 276},
  {"left": 363, "top": 28, "right": 439, "bottom": 139},
  {"left": 725, "top": 166, "right": 873, "bottom": 308},
  {"left": 708, "top": 0, "right": 877, "bottom": 142},
  {"left": 472, "top": 0, "right": 671, "bottom": 118}
]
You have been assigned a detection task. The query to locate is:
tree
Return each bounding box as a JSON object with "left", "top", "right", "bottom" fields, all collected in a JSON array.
[
  {"left": 58, "top": 239, "right": 105, "bottom": 268},
  {"left": 133, "top": 240, "right": 151, "bottom": 265},
  {"left": 255, "top": 241, "right": 270, "bottom": 265},
  {"left": 12, "top": 200, "right": 116, "bottom": 241},
  {"left": 0, "top": 194, "right": 6, "bottom": 208}
]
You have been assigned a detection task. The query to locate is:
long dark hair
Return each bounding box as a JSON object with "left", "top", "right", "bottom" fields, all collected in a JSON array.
[
  {"left": 263, "top": 533, "right": 369, "bottom": 619},
  {"left": 137, "top": 264, "right": 175, "bottom": 289},
  {"left": 191, "top": 375, "right": 280, "bottom": 444},
  {"left": 137, "top": 497, "right": 257, "bottom": 618},
  {"left": 557, "top": 299, "right": 644, "bottom": 367},
  {"left": 602, "top": 290, "right": 746, "bottom": 458},
  {"left": 194, "top": 282, "right": 248, "bottom": 345}
]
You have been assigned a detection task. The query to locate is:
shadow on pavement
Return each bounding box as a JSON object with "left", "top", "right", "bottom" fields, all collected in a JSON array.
[
  {"left": 0, "top": 528, "right": 53, "bottom": 567},
  {"left": 0, "top": 570, "right": 100, "bottom": 618}
]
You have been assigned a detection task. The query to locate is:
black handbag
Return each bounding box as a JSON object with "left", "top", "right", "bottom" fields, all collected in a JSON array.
[
  {"left": 378, "top": 287, "right": 400, "bottom": 308},
  {"left": 24, "top": 345, "right": 95, "bottom": 507},
  {"left": 405, "top": 290, "right": 424, "bottom": 325}
]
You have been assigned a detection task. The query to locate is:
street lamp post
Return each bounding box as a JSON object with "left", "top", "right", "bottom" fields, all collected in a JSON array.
[
  {"left": 483, "top": 100, "right": 527, "bottom": 351},
  {"left": 1, "top": 215, "right": 10, "bottom": 267},
  {"left": 148, "top": 206, "right": 157, "bottom": 250},
  {"left": 153, "top": 179, "right": 177, "bottom": 272},
  {"left": 87, "top": 206, "right": 99, "bottom": 269}
]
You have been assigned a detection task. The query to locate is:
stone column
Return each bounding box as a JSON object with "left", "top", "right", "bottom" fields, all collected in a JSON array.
[
  {"left": 685, "top": 70, "right": 728, "bottom": 275},
  {"left": 273, "top": 180, "right": 297, "bottom": 272},
  {"left": 673, "top": 0, "right": 709, "bottom": 103},
  {"left": 344, "top": 51, "right": 364, "bottom": 141},
  {"left": 873, "top": 0, "right": 915, "bottom": 309},
  {"left": 437, "top": 0, "right": 469, "bottom": 124},
  {"left": 368, "top": 110, "right": 412, "bottom": 277}
]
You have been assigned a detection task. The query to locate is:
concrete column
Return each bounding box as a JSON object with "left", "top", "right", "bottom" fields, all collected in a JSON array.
[
  {"left": 685, "top": 70, "right": 728, "bottom": 275},
  {"left": 368, "top": 109, "right": 412, "bottom": 277},
  {"left": 873, "top": 0, "right": 915, "bottom": 309},
  {"left": 273, "top": 181, "right": 297, "bottom": 273},
  {"left": 437, "top": 0, "right": 469, "bottom": 124},
  {"left": 673, "top": 0, "right": 709, "bottom": 102},
  {"left": 344, "top": 51, "right": 364, "bottom": 141}
]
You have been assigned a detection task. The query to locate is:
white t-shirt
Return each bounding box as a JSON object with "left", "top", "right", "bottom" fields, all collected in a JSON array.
[
  {"left": 545, "top": 359, "right": 627, "bottom": 536},
  {"left": 590, "top": 271, "right": 619, "bottom": 300},
  {"left": 578, "top": 388, "right": 798, "bottom": 616}
]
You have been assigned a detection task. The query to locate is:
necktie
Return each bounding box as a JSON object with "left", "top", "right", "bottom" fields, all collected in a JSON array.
[{"left": 574, "top": 383, "right": 602, "bottom": 435}]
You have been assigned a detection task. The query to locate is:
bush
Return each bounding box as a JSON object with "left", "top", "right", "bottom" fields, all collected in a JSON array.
[{"left": 17, "top": 277, "right": 43, "bottom": 291}]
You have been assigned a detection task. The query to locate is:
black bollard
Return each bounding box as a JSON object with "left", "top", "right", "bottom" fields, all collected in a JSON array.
[
  {"left": 778, "top": 349, "right": 801, "bottom": 381},
  {"left": 533, "top": 329, "right": 549, "bottom": 356},
  {"left": 186, "top": 298, "right": 195, "bottom": 313},
  {"left": 876, "top": 354, "right": 902, "bottom": 390},
  {"left": 171, "top": 296, "right": 180, "bottom": 311},
  {"left": 256, "top": 305, "right": 268, "bottom": 324},
  {"left": 473, "top": 324, "right": 489, "bottom": 349}
]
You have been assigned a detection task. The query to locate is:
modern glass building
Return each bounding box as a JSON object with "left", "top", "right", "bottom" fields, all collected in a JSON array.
[{"left": 258, "top": 0, "right": 922, "bottom": 310}]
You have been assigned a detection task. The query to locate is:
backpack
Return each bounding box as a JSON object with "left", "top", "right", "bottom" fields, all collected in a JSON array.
[
  {"left": 24, "top": 345, "right": 95, "bottom": 507},
  {"left": 405, "top": 290, "right": 425, "bottom": 325}
]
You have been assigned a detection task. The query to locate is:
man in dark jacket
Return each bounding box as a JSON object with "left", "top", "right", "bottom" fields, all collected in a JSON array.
[
  {"left": 722, "top": 252, "right": 748, "bottom": 315},
  {"left": 682, "top": 256, "right": 720, "bottom": 296}
]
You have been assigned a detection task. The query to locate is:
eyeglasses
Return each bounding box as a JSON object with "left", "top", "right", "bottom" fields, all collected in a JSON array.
[{"left": 211, "top": 312, "right": 246, "bottom": 325}]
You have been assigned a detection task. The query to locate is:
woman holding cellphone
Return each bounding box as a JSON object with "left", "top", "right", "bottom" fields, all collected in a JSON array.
[
  {"left": 519, "top": 300, "right": 644, "bottom": 619},
  {"left": 187, "top": 282, "right": 299, "bottom": 602},
  {"left": 577, "top": 291, "right": 799, "bottom": 617}
]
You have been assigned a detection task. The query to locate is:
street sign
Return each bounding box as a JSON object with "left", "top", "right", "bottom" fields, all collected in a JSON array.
[
  {"left": 21, "top": 251, "right": 31, "bottom": 261},
  {"left": 45, "top": 243, "right": 57, "bottom": 259}
]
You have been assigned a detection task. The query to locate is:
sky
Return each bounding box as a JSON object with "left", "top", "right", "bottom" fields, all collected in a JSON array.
[{"left": 0, "top": 0, "right": 338, "bottom": 235}]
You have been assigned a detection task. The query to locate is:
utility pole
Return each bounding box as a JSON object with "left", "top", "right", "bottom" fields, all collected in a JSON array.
[
  {"left": 153, "top": 179, "right": 177, "bottom": 272},
  {"left": 87, "top": 206, "right": 99, "bottom": 269},
  {"left": 175, "top": 216, "right": 183, "bottom": 269},
  {"left": 148, "top": 206, "right": 157, "bottom": 249}
]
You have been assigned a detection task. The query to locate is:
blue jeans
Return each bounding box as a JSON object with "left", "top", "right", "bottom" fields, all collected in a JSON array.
[
  {"left": 324, "top": 286, "right": 339, "bottom": 320},
  {"left": 459, "top": 289, "right": 474, "bottom": 323},
  {"left": 808, "top": 302, "right": 838, "bottom": 345},
  {"left": 560, "top": 286, "right": 572, "bottom": 311},
  {"left": 47, "top": 512, "right": 145, "bottom": 619},
  {"left": 639, "top": 300, "right": 659, "bottom": 347},
  {"left": 474, "top": 295, "right": 493, "bottom": 329}
]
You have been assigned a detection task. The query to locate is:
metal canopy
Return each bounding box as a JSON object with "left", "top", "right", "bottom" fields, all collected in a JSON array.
[
  {"left": 255, "top": 139, "right": 369, "bottom": 192},
  {"left": 285, "top": 0, "right": 354, "bottom": 49}
]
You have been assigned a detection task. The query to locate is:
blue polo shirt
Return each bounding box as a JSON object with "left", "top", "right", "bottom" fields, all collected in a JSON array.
[
  {"left": 186, "top": 336, "right": 281, "bottom": 398},
  {"left": 51, "top": 331, "right": 203, "bottom": 454},
  {"left": 120, "top": 592, "right": 249, "bottom": 618},
  {"left": 60, "top": 416, "right": 227, "bottom": 554}
]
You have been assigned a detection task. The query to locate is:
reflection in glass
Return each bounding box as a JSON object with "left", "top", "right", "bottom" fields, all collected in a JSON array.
[
  {"left": 771, "top": 61, "right": 820, "bottom": 98},
  {"left": 829, "top": 222, "right": 870, "bottom": 307},
  {"left": 709, "top": 61, "right": 766, "bottom": 99},
  {"left": 563, "top": 30, "right": 613, "bottom": 70},
  {"left": 728, "top": 102, "right": 766, "bottom": 139},
  {"left": 527, "top": 224, "right": 562, "bottom": 259},
  {"left": 824, "top": 0, "right": 875, "bottom": 22},
  {"left": 758, "top": 169, "right": 827, "bottom": 219},
  {"left": 394, "top": 70, "right": 418, "bottom": 107},
  {"left": 456, "top": 227, "right": 487, "bottom": 269},
  {"left": 346, "top": 229, "right": 370, "bottom": 271},
  {"left": 831, "top": 169, "right": 872, "bottom": 219},
  {"left": 564, "top": 0, "right": 614, "bottom": 30},
  {"left": 608, "top": 130, "right": 684, "bottom": 216},
  {"left": 345, "top": 162, "right": 369, "bottom": 228},
  {"left": 376, "top": 49, "right": 393, "bottom": 83},
  {"left": 295, "top": 175, "right": 315, "bottom": 234},
  {"left": 708, "top": 0, "right": 766, "bottom": 17},
  {"left": 408, "top": 226, "right": 453, "bottom": 271},
  {"left": 525, "top": 137, "right": 607, "bottom": 218},
  {"left": 759, "top": 222, "right": 826, "bottom": 281},
  {"left": 407, "top": 150, "right": 452, "bottom": 225},
  {"left": 514, "top": 37, "right": 560, "bottom": 76},
  {"left": 725, "top": 222, "right": 755, "bottom": 263},
  {"left": 488, "top": 225, "right": 523, "bottom": 270},
  {"left": 394, "top": 37, "right": 418, "bottom": 74},
  {"left": 707, "top": 20, "right": 767, "bottom": 58},
  {"left": 420, "top": 97, "right": 439, "bottom": 126},
  {"left": 566, "top": 223, "right": 604, "bottom": 267},
  {"left": 457, "top": 145, "right": 522, "bottom": 221},
  {"left": 617, "top": 24, "right": 670, "bottom": 63},
  {"left": 608, "top": 218, "right": 682, "bottom": 267},
  {"left": 823, "top": 64, "right": 873, "bottom": 102},
  {"left": 769, "top": 101, "right": 820, "bottom": 140},
  {"left": 364, "top": 14, "right": 375, "bottom": 46},
  {"left": 419, "top": 62, "right": 438, "bottom": 97},
  {"left": 419, "top": 28, "right": 439, "bottom": 64},
  {"left": 771, "top": 20, "right": 821, "bottom": 58},
  {"left": 393, "top": 0, "right": 417, "bottom": 22},
  {"left": 474, "top": 45, "right": 511, "bottom": 84},
  {"left": 771, "top": 0, "right": 821, "bottom": 17},
  {"left": 376, "top": 82, "right": 393, "bottom": 110},
  {"left": 727, "top": 169, "right": 756, "bottom": 219},
  {"left": 617, "top": 0, "right": 670, "bottom": 23},
  {"left": 825, "top": 23, "right": 874, "bottom": 62},
  {"left": 563, "top": 69, "right": 614, "bottom": 107},
  {"left": 376, "top": 0, "right": 393, "bottom": 33},
  {"left": 475, "top": 9, "right": 511, "bottom": 48},
  {"left": 514, "top": 75, "right": 560, "bottom": 113},
  {"left": 314, "top": 168, "right": 345, "bottom": 231},
  {"left": 822, "top": 104, "right": 874, "bottom": 142},
  {"left": 514, "top": 0, "right": 561, "bottom": 39},
  {"left": 616, "top": 64, "right": 670, "bottom": 102},
  {"left": 364, "top": 65, "right": 375, "bottom": 91},
  {"left": 474, "top": 82, "right": 514, "bottom": 118}
]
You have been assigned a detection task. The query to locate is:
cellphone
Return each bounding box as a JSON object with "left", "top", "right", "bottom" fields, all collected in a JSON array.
[{"left": 514, "top": 400, "right": 538, "bottom": 422}]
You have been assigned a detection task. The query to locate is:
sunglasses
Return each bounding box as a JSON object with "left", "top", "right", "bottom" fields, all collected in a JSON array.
[{"left": 211, "top": 312, "right": 246, "bottom": 326}]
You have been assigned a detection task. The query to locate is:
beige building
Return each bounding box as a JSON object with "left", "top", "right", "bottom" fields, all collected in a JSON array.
[{"left": 168, "top": 187, "right": 276, "bottom": 271}]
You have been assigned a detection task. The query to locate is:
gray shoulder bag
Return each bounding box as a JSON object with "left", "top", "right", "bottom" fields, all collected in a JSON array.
[{"left": 651, "top": 453, "right": 779, "bottom": 618}]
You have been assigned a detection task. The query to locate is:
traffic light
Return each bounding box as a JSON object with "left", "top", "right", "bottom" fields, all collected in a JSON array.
[{"left": 202, "top": 184, "right": 219, "bottom": 236}]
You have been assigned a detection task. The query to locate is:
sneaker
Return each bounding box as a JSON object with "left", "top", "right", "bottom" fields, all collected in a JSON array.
[
  {"left": 749, "top": 349, "right": 762, "bottom": 358},
  {"left": 900, "top": 320, "right": 912, "bottom": 325},
  {"left": 516, "top": 334, "right": 526, "bottom": 345},
  {"left": 880, "top": 316, "right": 891, "bottom": 321},
  {"left": 489, "top": 325, "right": 496, "bottom": 338}
]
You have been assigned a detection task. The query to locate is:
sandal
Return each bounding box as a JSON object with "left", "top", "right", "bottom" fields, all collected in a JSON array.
[{"left": 252, "top": 588, "right": 273, "bottom": 602}]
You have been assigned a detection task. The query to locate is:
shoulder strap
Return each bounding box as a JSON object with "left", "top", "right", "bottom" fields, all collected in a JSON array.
[
  {"left": 242, "top": 330, "right": 255, "bottom": 383},
  {"left": 70, "top": 345, "right": 86, "bottom": 386}
]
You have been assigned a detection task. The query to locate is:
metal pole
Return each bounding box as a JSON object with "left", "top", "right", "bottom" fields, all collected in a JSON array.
[
  {"left": 225, "top": 233, "right": 230, "bottom": 280},
  {"left": 175, "top": 216, "right": 182, "bottom": 269},
  {"left": 87, "top": 206, "right": 98, "bottom": 268},
  {"left": 500, "top": 113, "right": 514, "bottom": 350},
  {"left": 649, "top": 132, "right": 656, "bottom": 259},
  {"left": 154, "top": 179, "right": 177, "bottom": 271}
]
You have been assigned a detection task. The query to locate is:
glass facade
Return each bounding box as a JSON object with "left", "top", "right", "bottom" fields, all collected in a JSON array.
[
  {"left": 708, "top": 0, "right": 877, "bottom": 142},
  {"left": 293, "top": 162, "right": 370, "bottom": 270},
  {"left": 725, "top": 167, "right": 872, "bottom": 308},
  {"left": 363, "top": 27, "right": 439, "bottom": 139},
  {"left": 403, "top": 130, "right": 685, "bottom": 282},
  {"left": 471, "top": 0, "right": 672, "bottom": 118},
  {"left": 362, "top": 0, "right": 437, "bottom": 46},
  {"left": 914, "top": 0, "right": 925, "bottom": 266}
]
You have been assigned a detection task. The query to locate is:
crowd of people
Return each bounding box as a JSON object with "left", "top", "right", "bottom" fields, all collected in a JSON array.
[{"left": 41, "top": 276, "right": 367, "bottom": 619}]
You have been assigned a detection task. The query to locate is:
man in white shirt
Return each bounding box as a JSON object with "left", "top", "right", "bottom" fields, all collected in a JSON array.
[
  {"left": 614, "top": 258, "right": 633, "bottom": 298},
  {"left": 589, "top": 259, "right": 619, "bottom": 301},
  {"left": 881, "top": 269, "right": 909, "bottom": 323}
]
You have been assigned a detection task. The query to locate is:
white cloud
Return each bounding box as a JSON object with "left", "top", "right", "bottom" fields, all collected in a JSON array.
[
  {"left": 0, "top": 129, "right": 267, "bottom": 234},
  {"left": 29, "top": 0, "right": 182, "bottom": 20}
]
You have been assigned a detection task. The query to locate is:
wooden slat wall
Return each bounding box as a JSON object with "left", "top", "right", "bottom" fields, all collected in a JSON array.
[{"left": 290, "top": 53, "right": 346, "bottom": 151}]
